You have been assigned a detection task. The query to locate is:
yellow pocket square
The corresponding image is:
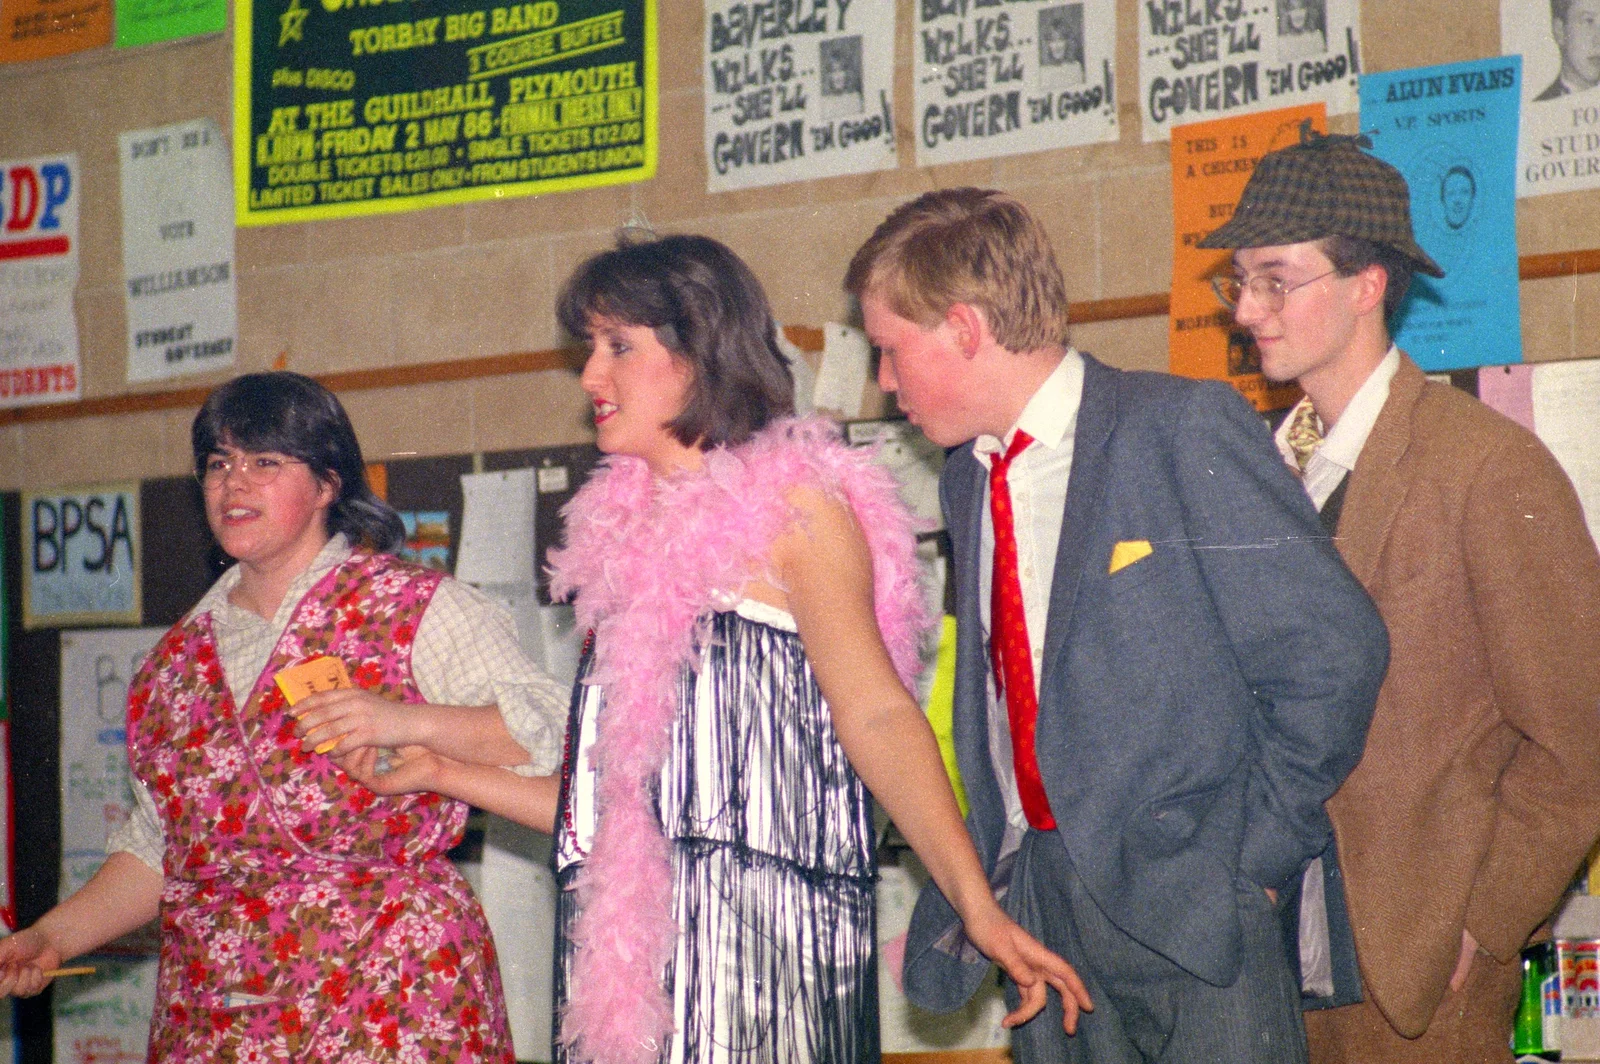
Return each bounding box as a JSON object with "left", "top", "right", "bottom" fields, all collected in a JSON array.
[{"left": 1109, "top": 539, "right": 1153, "bottom": 574}]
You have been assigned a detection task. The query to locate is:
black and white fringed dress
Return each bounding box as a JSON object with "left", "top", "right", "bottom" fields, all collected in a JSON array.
[
  {"left": 544, "top": 418, "right": 931, "bottom": 1064},
  {"left": 554, "top": 599, "right": 881, "bottom": 1064}
]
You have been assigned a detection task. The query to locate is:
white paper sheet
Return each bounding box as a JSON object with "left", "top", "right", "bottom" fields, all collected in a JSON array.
[
  {"left": 58, "top": 628, "right": 166, "bottom": 897},
  {"left": 1138, "top": 0, "right": 1361, "bottom": 142},
  {"left": 480, "top": 817, "right": 558, "bottom": 1062},
  {"left": 704, "top": 0, "right": 897, "bottom": 191},
  {"left": 1503, "top": 0, "right": 1600, "bottom": 197},
  {"left": 118, "top": 118, "right": 237, "bottom": 383},
  {"left": 915, "top": 0, "right": 1120, "bottom": 166},
  {"left": 56, "top": 628, "right": 165, "bottom": 1064},
  {"left": 814, "top": 322, "right": 871, "bottom": 419},
  {"left": 456, "top": 468, "right": 538, "bottom": 588},
  {"left": 1531, "top": 359, "right": 1600, "bottom": 548},
  {"left": 53, "top": 957, "right": 160, "bottom": 1064}
]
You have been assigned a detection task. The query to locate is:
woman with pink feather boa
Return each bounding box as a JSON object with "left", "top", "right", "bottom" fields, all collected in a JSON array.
[{"left": 347, "top": 233, "right": 1092, "bottom": 1063}]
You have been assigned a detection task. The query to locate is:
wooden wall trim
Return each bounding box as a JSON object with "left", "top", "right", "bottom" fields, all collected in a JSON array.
[
  {"left": 0, "top": 348, "right": 578, "bottom": 427},
  {"left": 4, "top": 248, "right": 1597, "bottom": 429},
  {"left": 1518, "top": 247, "right": 1600, "bottom": 280}
]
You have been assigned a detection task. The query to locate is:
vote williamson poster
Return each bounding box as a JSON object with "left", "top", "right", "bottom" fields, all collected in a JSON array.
[{"left": 236, "top": 0, "right": 657, "bottom": 225}]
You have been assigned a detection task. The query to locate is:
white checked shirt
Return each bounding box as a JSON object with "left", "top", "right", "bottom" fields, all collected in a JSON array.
[
  {"left": 108, "top": 534, "right": 568, "bottom": 873},
  {"left": 973, "top": 350, "right": 1084, "bottom": 838}
]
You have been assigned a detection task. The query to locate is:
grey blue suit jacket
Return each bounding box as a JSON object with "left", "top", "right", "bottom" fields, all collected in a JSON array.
[{"left": 903, "top": 355, "right": 1388, "bottom": 1009}]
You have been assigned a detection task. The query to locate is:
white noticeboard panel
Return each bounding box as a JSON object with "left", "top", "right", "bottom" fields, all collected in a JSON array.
[{"left": 57, "top": 627, "right": 166, "bottom": 1064}]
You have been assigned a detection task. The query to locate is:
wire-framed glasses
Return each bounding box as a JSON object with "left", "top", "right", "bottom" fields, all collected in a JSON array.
[
  {"left": 1211, "top": 269, "right": 1337, "bottom": 313},
  {"left": 197, "top": 453, "right": 308, "bottom": 488}
]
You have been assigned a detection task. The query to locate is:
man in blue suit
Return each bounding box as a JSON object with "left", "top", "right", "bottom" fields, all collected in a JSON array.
[{"left": 845, "top": 188, "right": 1388, "bottom": 1063}]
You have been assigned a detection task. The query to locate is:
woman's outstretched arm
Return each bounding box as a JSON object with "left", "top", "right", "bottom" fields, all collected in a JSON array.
[
  {"left": 0, "top": 853, "right": 162, "bottom": 998},
  {"left": 773, "top": 487, "right": 1092, "bottom": 1034},
  {"left": 340, "top": 747, "right": 560, "bottom": 835}
]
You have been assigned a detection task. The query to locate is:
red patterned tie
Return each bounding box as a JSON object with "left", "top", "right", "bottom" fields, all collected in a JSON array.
[{"left": 989, "top": 430, "right": 1056, "bottom": 831}]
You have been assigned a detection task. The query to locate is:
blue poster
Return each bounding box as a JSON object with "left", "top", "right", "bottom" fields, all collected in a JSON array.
[{"left": 1360, "top": 57, "right": 1523, "bottom": 371}]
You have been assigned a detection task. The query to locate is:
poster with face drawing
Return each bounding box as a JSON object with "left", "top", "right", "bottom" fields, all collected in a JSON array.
[
  {"left": 1139, "top": 0, "right": 1360, "bottom": 142},
  {"left": 1360, "top": 57, "right": 1524, "bottom": 370},
  {"left": 704, "top": 0, "right": 896, "bottom": 191},
  {"left": 914, "top": 0, "right": 1118, "bottom": 166},
  {"left": 1503, "top": 0, "right": 1600, "bottom": 195}
]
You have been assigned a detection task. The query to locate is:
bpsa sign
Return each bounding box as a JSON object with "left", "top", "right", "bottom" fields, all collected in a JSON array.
[{"left": 23, "top": 483, "right": 142, "bottom": 628}]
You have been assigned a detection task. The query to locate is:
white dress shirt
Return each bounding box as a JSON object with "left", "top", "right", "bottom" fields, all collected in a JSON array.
[
  {"left": 972, "top": 349, "right": 1084, "bottom": 839},
  {"left": 1274, "top": 346, "right": 1400, "bottom": 507}
]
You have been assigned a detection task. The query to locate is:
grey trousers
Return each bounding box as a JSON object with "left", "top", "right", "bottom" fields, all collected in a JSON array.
[{"left": 1003, "top": 829, "right": 1310, "bottom": 1064}]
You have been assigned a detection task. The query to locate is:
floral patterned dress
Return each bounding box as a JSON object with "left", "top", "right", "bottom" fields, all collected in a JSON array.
[{"left": 125, "top": 551, "right": 514, "bottom": 1064}]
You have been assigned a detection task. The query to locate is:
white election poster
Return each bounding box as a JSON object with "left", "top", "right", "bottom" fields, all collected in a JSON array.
[
  {"left": 59, "top": 627, "right": 164, "bottom": 897},
  {"left": 915, "top": 0, "right": 1118, "bottom": 166},
  {"left": 119, "top": 119, "right": 237, "bottom": 383},
  {"left": 705, "top": 0, "right": 896, "bottom": 191},
  {"left": 54, "top": 959, "right": 160, "bottom": 1064},
  {"left": 56, "top": 627, "right": 165, "bottom": 1064},
  {"left": 1139, "top": 0, "right": 1360, "bottom": 142},
  {"left": 0, "top": 154, "right": 82, "bottom": 408},
  {"left": 1503, "top": 0, "right": 1600, "bottom": 196}
]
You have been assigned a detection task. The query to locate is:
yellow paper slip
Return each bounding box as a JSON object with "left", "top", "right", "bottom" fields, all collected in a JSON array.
[
  {"left": 274, "top": 656, "right": 352, "bottom": 705},
  {"left": 273, "top": 656, "right": 352, "bottom": 753}
]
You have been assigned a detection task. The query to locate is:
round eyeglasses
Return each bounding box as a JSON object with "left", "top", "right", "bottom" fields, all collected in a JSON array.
[
  {"left": 197, "top": 453, "right": 308, "bottom": 488},
  {"left": 1211, "top": 269, "right": 1337, "bottom": 313}
]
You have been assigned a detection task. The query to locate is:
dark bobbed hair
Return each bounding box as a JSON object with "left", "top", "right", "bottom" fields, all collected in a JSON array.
[
  {"left": 556, "top": 233, "right": 794, "bottom": 450},
  {"left": 1320, "top": 235, "right": 1416, "bottom": 322},
  {"left": 192, "top": 372, "right": 405, "bottom": 553}
]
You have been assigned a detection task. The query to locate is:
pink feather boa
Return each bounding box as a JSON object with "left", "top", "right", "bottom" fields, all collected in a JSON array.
[{"left": 546, "top": 416, "right": 934, "bottom": 1064}]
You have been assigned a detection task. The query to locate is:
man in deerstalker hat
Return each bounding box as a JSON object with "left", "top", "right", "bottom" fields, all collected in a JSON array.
[{"left": 1200, "top": 125, "right": 1600, "bottom": 1063}]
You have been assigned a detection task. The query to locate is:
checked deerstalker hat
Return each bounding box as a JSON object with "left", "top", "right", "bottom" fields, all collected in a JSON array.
[{"left": 1198, "top": 123, "right": 1445, "bottom": 278}]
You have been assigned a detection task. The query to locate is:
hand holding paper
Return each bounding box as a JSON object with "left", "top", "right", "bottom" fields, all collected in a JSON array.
[
  {"left": 291, "top": 687, "right": 416, "bottom": 760},
  {"left": 276, "top": 656, "right": 368, "bottom": 755}
]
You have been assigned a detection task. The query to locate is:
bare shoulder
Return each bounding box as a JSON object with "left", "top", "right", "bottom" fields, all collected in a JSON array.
[
  {"left": 786, "top": 484, "right": 858, "bottom": 532},
  {"left": 771, "top": 485, "right": 872, "bottom": 589}
]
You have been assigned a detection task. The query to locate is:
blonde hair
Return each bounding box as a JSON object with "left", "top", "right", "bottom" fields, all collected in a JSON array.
[{"left": 845, "top": 187, "right": 1071, "bottom": 352}]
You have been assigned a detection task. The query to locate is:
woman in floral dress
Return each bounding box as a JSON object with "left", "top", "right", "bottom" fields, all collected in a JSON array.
[{"left": 0, "top": 372, "right": 566, "bottom": 1063}]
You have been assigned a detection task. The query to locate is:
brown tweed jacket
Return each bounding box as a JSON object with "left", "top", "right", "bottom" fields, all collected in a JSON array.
[{"left": 1329, "top": 353, "right": 1600, "bottom": 1037}]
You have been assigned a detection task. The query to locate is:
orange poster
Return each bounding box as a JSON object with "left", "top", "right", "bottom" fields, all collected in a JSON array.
[
  {"left": 1169, "top": 104, "right": 1325, "bottom": 413},
  {"left": 0, "top": 0, "right": 110, "bottom": 62}
]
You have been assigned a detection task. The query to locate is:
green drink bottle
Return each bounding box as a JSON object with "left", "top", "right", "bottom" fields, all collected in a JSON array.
[{"left": 1514, "top": 942, "right": 1560, "bottom": 1061}]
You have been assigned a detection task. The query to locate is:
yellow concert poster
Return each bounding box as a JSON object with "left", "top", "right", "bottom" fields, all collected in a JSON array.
[{"left": 235, "top": 0, "right": 656, "bottom": 225}]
